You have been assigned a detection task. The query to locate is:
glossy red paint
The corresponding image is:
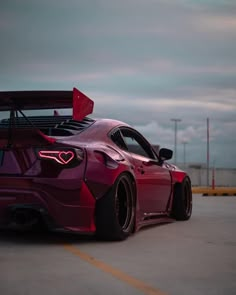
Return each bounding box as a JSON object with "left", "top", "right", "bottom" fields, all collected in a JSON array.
[
  {"left": 0, "top": 87, "right": 191, "bottom": 237},
  {"left": 37, "top": 130, "right": 56, "bottom": 144},
  {"left": 84, "top": 146, "right": 132, "bottom": 200},
  {"left": 171, "top": 169, "right": 187, "bottom": 183},
  {"left": 72, "top": 87, "right": 94, "bottom": 121}
]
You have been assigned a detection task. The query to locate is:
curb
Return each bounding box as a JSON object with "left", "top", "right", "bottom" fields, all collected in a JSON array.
[{"left": 192, "top": 187, "right": 236, "bottom": 196}]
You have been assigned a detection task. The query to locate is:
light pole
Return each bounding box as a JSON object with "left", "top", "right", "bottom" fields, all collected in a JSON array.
[
  {"left": 171, "top": 118, "right": 182, "bottom": 165},
  {"left": 182, "top": 140, "right": 188, "bottom": 169},
  {"left": 207, "top": 118, "right": 210, "bottom": 187}
]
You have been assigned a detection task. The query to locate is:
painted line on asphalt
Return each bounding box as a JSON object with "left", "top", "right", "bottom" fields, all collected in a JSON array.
[{"left": 63, "top": 243, "right": 168, "bottom": 295}]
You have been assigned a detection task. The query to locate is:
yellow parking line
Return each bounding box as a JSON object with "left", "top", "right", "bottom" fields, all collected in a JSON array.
[{"left": 63, "top": 243, "right": 168, "bottom": 295}]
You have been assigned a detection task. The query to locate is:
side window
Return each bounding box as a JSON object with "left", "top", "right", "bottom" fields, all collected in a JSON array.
[
  {"left": 120, "top": 128, "right": 156, "bottom": 159},
  {"left": 110, "top": 129, "right": 128, "bottom": 150},
  {"left": 122, "top": 135, "right": 149, "bottom": 157}
]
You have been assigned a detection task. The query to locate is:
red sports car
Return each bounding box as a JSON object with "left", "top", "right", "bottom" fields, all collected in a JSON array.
[{"left": 0, "top": 88, "right": 192, "bottom": 240}]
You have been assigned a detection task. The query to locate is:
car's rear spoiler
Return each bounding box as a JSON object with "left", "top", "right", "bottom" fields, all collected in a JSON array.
[
  {"left": 0, "top": 87, "right": 94, "bottom": 121},
  {"left": 0, "top": 87, "right": 94, "bottom": 147}
]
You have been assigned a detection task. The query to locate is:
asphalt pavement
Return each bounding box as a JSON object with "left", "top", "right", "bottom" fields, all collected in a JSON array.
[{"left": 0, "top": 194, "right": 235, "bottom": 295}]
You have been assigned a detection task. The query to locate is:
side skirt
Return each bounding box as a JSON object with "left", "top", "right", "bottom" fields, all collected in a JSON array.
[{"left": 136, "top": 214, "right": 175, "bottom": 232}]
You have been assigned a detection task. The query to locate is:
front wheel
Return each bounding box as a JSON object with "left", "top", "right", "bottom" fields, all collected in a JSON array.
[
  {"left": 95, "top": 173, "right": 135, "bottom": 241},
  {"left": 172, "top": 177, "right": 192, "bottom": 220}
]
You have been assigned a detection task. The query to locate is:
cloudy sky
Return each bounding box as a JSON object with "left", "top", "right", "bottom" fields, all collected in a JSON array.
[{"left": 0, "top": 0, "right": 236, "bottom": 168}]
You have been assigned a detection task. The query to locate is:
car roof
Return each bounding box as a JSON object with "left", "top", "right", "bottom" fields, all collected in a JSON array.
[{"left": 72, "top": 117, "right": 130, "bottom": 142}]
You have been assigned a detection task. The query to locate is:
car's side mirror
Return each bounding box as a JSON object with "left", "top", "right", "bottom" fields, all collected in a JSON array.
[{"left": 159, "top": 148, "right": 173, "bottom": 161}]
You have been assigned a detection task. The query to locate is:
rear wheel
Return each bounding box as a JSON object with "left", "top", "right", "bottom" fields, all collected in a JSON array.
[
  {"left": 96, "top": 173, "right": 135, "bottom": 241},
  {"left": 172, "top": 177, "right": 192, "bottom": 220}
]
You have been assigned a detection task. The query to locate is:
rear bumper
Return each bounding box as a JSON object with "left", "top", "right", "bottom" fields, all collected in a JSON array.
[{"left": 0, "top": 179, "right": 96, "bottom": 233}]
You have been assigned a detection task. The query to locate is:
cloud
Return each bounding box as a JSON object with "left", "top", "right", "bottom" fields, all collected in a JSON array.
[
  {"left": 0, "top": 0, "right": 236, "bottom": 167},
  {"left": 132, "top": 119, "right": 236, "bottom": 167},
  {"left": 196, "top": 15, "right": 236, "bottom": 33},
  {"left": 133, "top": 119, "right": 222, "bottom": 146}
]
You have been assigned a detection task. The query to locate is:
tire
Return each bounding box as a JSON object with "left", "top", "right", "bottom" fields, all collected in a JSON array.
[
  {"left": 95, "top": 173, "right": 135, "bottom": 241},
  {"left": 172, "top": 177, "right": 192, "bottom": 220}
]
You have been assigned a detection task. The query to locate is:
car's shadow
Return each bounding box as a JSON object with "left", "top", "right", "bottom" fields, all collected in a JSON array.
[
  {"left": 0, "top": 229, "right": 96, "bottom": 245},
  {"left": 0, "top": 220, "right": 176, "bottom": 245}
]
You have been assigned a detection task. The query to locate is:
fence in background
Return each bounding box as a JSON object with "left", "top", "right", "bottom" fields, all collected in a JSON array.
[{"left": 183, "top": 166, "right": 236, "bottom": 187}]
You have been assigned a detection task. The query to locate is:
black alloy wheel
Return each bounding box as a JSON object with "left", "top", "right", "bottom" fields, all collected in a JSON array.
[
  {"left": 172, "top": 177, "right": 192, "bottom": 220},
  {"left": 96, "top": 173, "right": 135, "bottom": 241}
]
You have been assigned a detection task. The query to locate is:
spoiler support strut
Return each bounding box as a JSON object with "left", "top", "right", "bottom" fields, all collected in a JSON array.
[{"left": 6, "top": 107, "right": 39, "bottom": 148}]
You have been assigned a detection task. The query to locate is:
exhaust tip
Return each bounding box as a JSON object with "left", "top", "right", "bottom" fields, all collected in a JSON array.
[{"left": 10, "top": 208, "right": 41, "bottom": 230}]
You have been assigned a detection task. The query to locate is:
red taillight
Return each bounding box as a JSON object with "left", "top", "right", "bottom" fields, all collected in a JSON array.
[{"left": 38, "top": 148, "right": 84, "bottom": 165}]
